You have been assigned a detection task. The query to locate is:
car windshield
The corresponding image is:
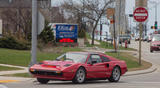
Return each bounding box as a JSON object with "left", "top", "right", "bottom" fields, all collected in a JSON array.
[
  {"left": 152, "top": 36, "right": 160, "bottom": 42},
  {"left": 56, "top": 53, "right": 88, "bottom": 63}
]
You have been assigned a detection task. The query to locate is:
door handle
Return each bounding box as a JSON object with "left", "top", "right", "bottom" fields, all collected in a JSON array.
[{"left": 106, "top": 64, "right": 109, "bottom": 67}]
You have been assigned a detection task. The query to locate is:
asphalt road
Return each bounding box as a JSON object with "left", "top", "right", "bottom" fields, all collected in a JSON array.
[{"left": 2, "top": 40, "right": 160, "bottom": 88}]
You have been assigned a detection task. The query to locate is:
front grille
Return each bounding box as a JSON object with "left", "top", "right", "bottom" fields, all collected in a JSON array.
[{"left": 30, "top": 70, "right": 62, "bottom": 76}]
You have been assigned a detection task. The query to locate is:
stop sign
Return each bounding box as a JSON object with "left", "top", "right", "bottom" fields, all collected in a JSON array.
[{"left": 133, "top": 7, "right": 148, "bottom": 22}]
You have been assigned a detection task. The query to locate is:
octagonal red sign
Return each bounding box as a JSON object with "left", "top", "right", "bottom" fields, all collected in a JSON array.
[{"left": 133, "top": 7, "right": 148, "bottom": 22}]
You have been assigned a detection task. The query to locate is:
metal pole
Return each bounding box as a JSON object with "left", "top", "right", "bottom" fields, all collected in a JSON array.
[
  {"left": 113, "top": 14, "right": 117, "bottom": 52},
  {"left": 138, "top": 0, "right": 143, "bottom": 66},
  {"left": 117, "top": 0, "right": 121, "bottom": 56},
  {"left": 30, "top": 0, "right": 38, "bottom": 66},
  {"left": 100, "top": 18, "right": 102, "bottom": 42},
  {"left": 155, "top": 3, "right": 157, "bottom": 22},
  {"left": 139, "top": 23, "right": 142, "bottom": 65}
]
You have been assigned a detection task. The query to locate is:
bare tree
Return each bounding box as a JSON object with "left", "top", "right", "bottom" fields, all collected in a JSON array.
[
  {"left": 2, "top": 8, "right": 32, "bottom": 40},
  {"left": 61, "top": 0, "right": 114, "bottom": 45}
]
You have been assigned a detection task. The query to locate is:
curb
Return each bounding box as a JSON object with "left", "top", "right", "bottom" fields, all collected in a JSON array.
[{"left": 123, "top": 64, "right": 157, "bottom": 76}]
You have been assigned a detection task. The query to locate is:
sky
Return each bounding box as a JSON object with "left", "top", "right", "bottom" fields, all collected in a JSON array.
[{"left": 51, "top": 0, "right": 160, "bottom": 35}]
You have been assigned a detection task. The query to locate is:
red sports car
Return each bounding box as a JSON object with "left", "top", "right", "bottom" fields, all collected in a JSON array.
[{"left": 29, "top": 52, "right": 127, "bottom": 84}]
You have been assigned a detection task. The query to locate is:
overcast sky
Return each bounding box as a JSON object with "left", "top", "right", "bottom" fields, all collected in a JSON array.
[{"left": 51, "top": 0, "right": 160, "bottom": 34}]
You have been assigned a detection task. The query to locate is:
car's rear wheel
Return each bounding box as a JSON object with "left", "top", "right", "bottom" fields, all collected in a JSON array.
[
  {"left": 37, "top": 78, "right": 49, "bottom": 84},
  {"left": 72, "top": 67, "right": 86, "bottom": 84},
  {"left": 108, "top": 66, "right": 121, "bottom": 82},
  {"left": 150, "top": 50, "right": 153, "bottom": 53}
]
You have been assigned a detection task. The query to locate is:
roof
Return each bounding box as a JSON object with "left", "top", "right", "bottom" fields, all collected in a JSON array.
[{"left": 67, "top": 51, "right": 104, "bottom": 55}]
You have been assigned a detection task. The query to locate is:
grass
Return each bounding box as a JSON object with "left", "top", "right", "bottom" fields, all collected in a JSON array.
[
  {"left": 0, "top": 47, "right": 82, "bottom": 67},
  {"left": 0, "top": 65, "right": 22, "bottom": 71},
  {"left": 106, "top": 52, "right": 152, "bottom": 71},
  {"left": 97, "top": 41, "right": 137, "bottom": 51},
  {"left": 3, "top": 73, "right": 32, "bottom": 78}
]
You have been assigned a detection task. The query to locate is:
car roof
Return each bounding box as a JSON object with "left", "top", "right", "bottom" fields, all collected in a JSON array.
[{"left": 67, "top": 51, "right": 104, "bottom": 55}]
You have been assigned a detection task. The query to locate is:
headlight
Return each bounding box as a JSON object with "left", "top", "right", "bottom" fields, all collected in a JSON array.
[{"left": 30, "top": 68, "right": 35, "bottom": 72}]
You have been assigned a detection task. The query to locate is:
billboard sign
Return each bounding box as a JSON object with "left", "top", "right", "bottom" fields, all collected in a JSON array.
[{"left": 55, "top": 24, "right": 78, "bottom": 43}]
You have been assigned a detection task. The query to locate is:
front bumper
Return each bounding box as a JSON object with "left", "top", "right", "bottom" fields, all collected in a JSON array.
[{"left": 30, "top": 69, "right": 75, "bottom": 80}]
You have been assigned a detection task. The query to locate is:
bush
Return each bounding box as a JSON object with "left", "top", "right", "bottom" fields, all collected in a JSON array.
[
  {"left": 78, "top": 29, "right": 86, "bottom": 38},
  {"left": 39, "top": 21, "right": 55, "bottom": 44},
  {"left": 0, "top": 36, "right": 30, "bottom": 50}
]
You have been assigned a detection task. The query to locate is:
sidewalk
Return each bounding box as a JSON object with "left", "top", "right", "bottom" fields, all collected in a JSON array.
[
  {"left": 0, "top": 64, "right": 32, "bottom": 83},
  {"left": 88, "top": 39, "right": 100, "bottom": 45},
  {"left": 0, "top": 64, "right": 28, "bottom": 75}
]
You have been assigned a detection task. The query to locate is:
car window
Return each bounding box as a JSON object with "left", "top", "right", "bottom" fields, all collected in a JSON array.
[
  {"left": 87, "top": 54, "right": 102, "bottom": 64},
  {"left": 56, "top": 53, "right": 88, "bottom": 63},
  {"left": 101, "top": 56, "right": 110, "bottom": 62}
]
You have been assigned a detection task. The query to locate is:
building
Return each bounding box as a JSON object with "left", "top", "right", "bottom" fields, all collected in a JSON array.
[
  {"left": 109, "top": 0, "right": 129, "bottom": 37},
  {"left": 0, "top": 0, "right": 51, "bottom": 37}
]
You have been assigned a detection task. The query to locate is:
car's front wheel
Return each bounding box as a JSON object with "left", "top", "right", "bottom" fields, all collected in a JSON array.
[
  {"left": 37, "top": 78, "right": 49, "bottom": 84},
  {"left": 108, "top": 66, "right": 121, "bottom": 82},
  {"left": 150, "top": 49, "right": 153, "bottom": 53},
  {"left": 72, "top": 67, "right": 86, "bottom": 84}
]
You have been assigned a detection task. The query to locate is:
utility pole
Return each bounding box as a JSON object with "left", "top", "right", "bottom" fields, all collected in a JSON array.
[
  {"left": 100, "top": 18, "right": 102, "bottom": 42},
  {"left": 117, "top": 0, "right": 121, "bottom": 56},
  {"left": 113, "top": 14, "right": 117, "bottom": 52},
  {"left": 30, "top": 0, "right": 38, "bottom": 66}
]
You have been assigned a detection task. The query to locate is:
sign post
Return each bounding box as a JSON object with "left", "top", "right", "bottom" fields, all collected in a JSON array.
[{"left": 133, "top": 7, "right": 148, "bottom": 65}]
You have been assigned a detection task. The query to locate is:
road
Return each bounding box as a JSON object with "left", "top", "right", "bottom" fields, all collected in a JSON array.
[{"left": 2, "top": 40, "right": 160, "bottom": 88}]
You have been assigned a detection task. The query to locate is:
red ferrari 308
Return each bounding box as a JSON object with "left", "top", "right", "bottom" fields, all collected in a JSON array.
[{"left": 29, "top": 52, "right": 127, "bottom": 84}]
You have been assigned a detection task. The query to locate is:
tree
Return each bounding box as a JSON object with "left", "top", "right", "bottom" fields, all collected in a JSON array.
[
  {"left": 39, "top": 21, "right": 54, "bottom": 44},
  {"left": 61, "top": 0, "right": 114, "bottom": 45}
]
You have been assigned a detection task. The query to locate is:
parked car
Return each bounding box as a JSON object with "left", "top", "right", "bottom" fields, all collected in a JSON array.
[
  {"left": 147, "top": 34, "right": 153, "bottom": 42},
  {"left": 119, "top": 35, "right": 131, "bottom": 44},
  {"left": 29, "top": 52, "right": 127, "bottom": 84},
  {"left": 106, "top": 36, "right": 113, "bottom": 41},
  {"left": 135, "top": 36, "right": 139, "bottom": 41},
  {"left": 142, "top": 36, "right": 148, "bottom": 41},
  {"left": 150, "top": 34, "right": 160, "bottom": 53}
]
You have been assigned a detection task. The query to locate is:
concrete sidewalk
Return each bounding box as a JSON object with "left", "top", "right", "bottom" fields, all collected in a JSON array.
[
  {"left": 0, "top": 64, "right": 28, "bottom": 75},
  {"left": 88, "top": 39, "right": 100, "bottom": 45},
  {"left": 0, "top": 64, "right": 31, "bottom": 83}
]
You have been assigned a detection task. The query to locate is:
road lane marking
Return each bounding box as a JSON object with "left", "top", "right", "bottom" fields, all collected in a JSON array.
[{"left": 0, "top": 80, "right": 20, "bottom": 83}]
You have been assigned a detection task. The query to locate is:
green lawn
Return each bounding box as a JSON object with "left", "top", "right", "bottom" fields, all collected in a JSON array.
[
  {"left": 105, "top": 52, "right": 140, "bottom": 69},
  {"left": 0, "top": 65, "right": 22, "bottom": 71},
  {"left": 3, "top": 73, "right": 32, "bottom": 78},
  {"left": 0, "top": 47, "right": 82, "bottom": 67},
  {"left": 97, "top": 41, "right": 137, "bottom": 51}
]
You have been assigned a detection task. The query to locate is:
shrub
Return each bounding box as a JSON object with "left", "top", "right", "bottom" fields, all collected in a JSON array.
[
  {"left": 0, "top": 36, "right": 30, "bottom": 50},
  {"left": 39, "top": 21, "right": 55, "bottom": 44},
  {"left": 78, "top": 29, "right": 86, "bottom": 38}
]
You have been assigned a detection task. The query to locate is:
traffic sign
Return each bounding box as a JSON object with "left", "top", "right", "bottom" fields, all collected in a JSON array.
[{"left": 133, "top": 7, "right": 148, "bottom": 22}]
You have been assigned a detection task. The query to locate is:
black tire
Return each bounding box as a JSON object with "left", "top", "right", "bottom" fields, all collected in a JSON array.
[
  {"left": 72, "top": 67, "right": 86, "bottom": 84},
  {"left": 108, "top": 66, "right": 121, "bottom": 82},
  {"left": 150, "top": 50, "right": 153, "bottom": 53},
  {"left": 37, "top": 78, "right": 49, "bottom": 84}
]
